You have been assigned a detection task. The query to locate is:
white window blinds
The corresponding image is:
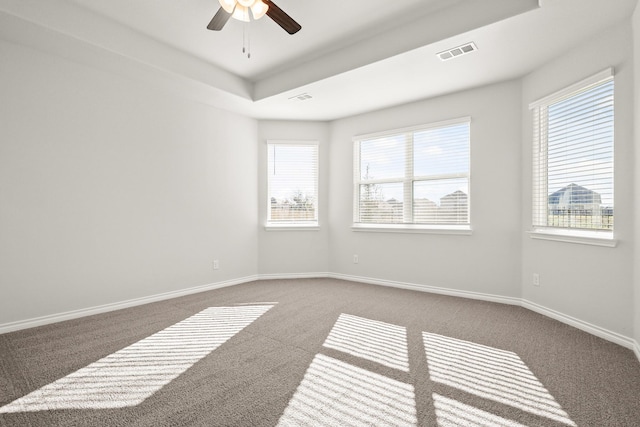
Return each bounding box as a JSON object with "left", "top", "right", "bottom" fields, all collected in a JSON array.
[
  {"left": 267, "top": 142, "right": 318, "bottom": 225},
  {"left": 354, "top": 118, "right": 470, "bottom": 227},
  {"left": 531, "top": 69, "right": 614, "bottom": 234}
]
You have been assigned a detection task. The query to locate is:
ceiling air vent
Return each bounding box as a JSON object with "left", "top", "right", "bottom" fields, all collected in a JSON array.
[
  {"left": 437, "top": 42, "right": 477, "bottom": 61},
  {"left": 289, "top": 93, "right": 313, "bottom": 101}
]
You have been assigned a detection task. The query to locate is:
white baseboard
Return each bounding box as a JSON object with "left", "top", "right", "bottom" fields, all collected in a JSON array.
[
  {"left": 0, "top": 275, "right": 258, "bottom": 335},
  {"left": 272, "top": 272, "right": 637, "bottom": 354},
  {"left": 258, "top": 272, "right": 330, "bottom": 280},
  {"left": 329, "top": 273, "right": 522, "bottom": 306},
  {"left": 1, "top": 272, "right": 637, "bottom": 361},
  {"left": 521, "top": 299, "right": 636, "bottom": 351}
]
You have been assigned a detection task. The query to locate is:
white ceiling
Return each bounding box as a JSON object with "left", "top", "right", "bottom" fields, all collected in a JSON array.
[{"left": 0, "top": 0, "right": 637, "bottom": 121}]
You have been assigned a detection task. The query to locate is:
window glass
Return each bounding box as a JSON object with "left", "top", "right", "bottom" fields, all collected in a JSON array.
[
  {"left": 354, "top": 119, "right": 470, "bottom": 228},
  {"left": 531, "top": 71, "right": 614, "bottom": 235},
  {"left": 268, "top": 143, "right": 318, "bottom": 226}
]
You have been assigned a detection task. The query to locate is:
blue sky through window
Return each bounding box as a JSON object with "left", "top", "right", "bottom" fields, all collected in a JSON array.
[{"left": 359, "top": 123, "right": 469, "bottom": 205}]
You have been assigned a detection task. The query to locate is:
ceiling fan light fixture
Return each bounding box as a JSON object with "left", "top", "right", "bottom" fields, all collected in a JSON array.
[
  {"left": 250, "top": 1, "right": 269, "bottom": 20},
  {"left": 221, "top": 0, "right": 268, "bottom": 22},
  {"left": 232, "top": 4, "right": 251, "bottom": 22},
  {"left": 218, "top": 0, "right": 236, "bottom": 14},
  {"left": 208, "top": 0, "right": 300, "bottom": 35}
]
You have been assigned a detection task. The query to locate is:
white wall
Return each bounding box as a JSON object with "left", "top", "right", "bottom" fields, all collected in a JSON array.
[
  {"left": 633, "top": 3, "right": 640, "bottom": 352},
  {"left": 328, "top": 80, "right": 522, "bottom": 298},
  {"left": 257, "top": 121, "right": 330, "bottom": 275},
  {"left": 521, "top": 24, "right": 635, "bottom": 338},
  {"left": 0, "top": 39, "right": 259, "bottom": 325}
]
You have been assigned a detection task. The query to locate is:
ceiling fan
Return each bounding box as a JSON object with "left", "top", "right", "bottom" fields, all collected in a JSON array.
[{"left": 207, "top": 0, "right": 302, "bottom": 35}]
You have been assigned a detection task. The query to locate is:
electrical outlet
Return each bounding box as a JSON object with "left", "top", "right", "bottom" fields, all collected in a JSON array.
[
  {"left": 213, "top": 259, "right": 219, "bottom": 270},
  {"left": 353, "top": 254, "right": 359, "bottom": 264},
  {"left": 532, "top": 273, "right": 540, "bottom": 286}
]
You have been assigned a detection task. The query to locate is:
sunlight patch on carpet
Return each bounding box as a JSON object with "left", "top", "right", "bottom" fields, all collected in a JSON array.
[
  {"left": 276, "top": 353, "right": 417, "bottom": 427},
  {"left": 423, "top": 333, "right": 576, "bottom": 426},
  {"left": 0, "top": 304, "right": 273, "bottom": 412},
  {"left": 322, "top": 313, "right": 409, "bottom": 371},
  {"left": 433, "top": 393, "right": 528, "bottom": 427}
]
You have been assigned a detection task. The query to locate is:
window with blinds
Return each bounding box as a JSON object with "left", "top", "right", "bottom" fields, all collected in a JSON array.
[
  {"left": 267, "top": 141, "right": 319, "bottom": 226},
  {"left": 530, "top": 69, "right": 614, "bottom": 236},
  {"left": 353, "top": 118, "right": 470, "bottom": 229}
]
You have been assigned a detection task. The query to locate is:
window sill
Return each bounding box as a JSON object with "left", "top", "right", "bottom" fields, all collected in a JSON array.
[
  {"left": 265, "top": 223, "right": 319, "bottom": 231},
  {"left": 352, "top": 224, "right": 472, "bottom": 235},
  {"left": 528, "top": 229, "right": 617, "bottom": 247}
]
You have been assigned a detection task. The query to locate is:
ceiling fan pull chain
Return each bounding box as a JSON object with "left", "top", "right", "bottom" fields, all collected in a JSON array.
[
  {"left": 241, "top": 21, "right": 251, "bottom": 59},
  {"left": 242, "top": 22, "right": 246, "bottom": 55}
]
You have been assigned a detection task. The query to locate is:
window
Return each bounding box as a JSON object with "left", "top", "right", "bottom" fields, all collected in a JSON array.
[
  {"left": 353, "top": 118, "right": 470, "bottom": 232},
  {"left": 530, "top": 69, "right": 614, "bottom": 241},
  {"left": 267, "top": 141, "right": 318, "bottom": 229}
]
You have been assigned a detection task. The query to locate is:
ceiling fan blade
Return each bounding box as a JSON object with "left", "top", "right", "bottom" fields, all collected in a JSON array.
[
  {"left": 207, "top": 7, "right": 232, "bottom": 31},
  {"left": 264, "top": 0, "right": 301, "bottom": 34}
]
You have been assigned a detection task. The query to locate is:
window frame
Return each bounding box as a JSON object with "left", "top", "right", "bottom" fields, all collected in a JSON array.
[
  {"left": 265, "top": 140, "right": 319, "bottom": 231},
  {"left": 352, "top": 117, "right": 472, "bottom": 234},
  {"left": 528, "top": 68, "right": 616, "bottom": 247}
]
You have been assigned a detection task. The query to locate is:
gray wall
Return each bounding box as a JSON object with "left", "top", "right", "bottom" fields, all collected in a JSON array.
[
  {"left": 633, "top": 4, "right": 640, "bottom": 354},
  {"left": 328, "top": 80, "right": 522, "bottom": 298},
  {"left": 0, "top": 39, "right": 259, "bottom": 325},
  {"left": 1, "top": 11, "right": 638, "bottom": 353},
  {"left": 257, "top": 121, "right": 330, "bottom": 276}
]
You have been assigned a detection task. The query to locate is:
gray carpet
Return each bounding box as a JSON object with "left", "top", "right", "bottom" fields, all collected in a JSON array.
[{"left": 0, "top": 278, "right": 638, "bottom": 426}]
